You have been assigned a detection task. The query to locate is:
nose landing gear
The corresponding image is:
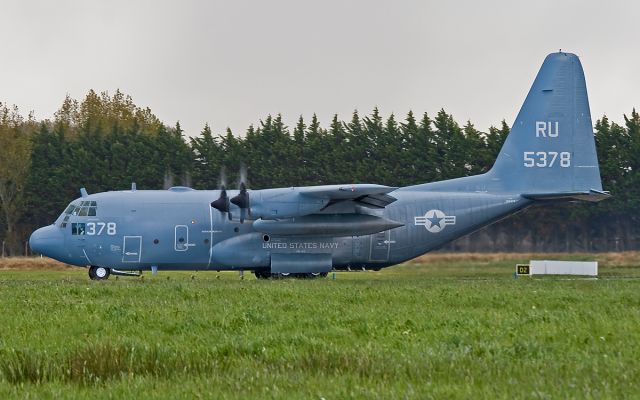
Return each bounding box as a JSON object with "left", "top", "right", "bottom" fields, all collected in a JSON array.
[
  {"left": 88, "top": 266, "right": 110, "bottom": 280},
  {"left": 88, "top": 266, "right": 142, "bottom": 280}
]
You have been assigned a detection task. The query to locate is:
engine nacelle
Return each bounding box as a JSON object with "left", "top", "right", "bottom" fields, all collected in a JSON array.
[{"left": 253, "top": 214, "right": 403, "bottom": 237}]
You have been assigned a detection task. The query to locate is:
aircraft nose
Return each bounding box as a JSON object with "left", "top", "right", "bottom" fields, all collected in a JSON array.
[{"left": 29, "top": 225, "right": 64, "bottom": 257}]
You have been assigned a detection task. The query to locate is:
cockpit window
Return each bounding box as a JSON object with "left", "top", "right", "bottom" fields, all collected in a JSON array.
[
  {"left": 60, "top": 201, "right": 99, "bottom": 227},
  {"left": 70, "top": 202, "right": 97, "bottom": 216}
]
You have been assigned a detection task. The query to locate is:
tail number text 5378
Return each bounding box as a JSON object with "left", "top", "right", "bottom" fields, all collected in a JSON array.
[{"left": 523, "top": 151, "right": 570, "bottom": 168}]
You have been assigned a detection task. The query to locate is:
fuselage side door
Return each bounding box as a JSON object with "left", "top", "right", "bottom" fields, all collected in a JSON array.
[
  {"left": 122, "top": 236, "right": 142, "bottom": 263},
  {"left": 174, "top": 225, "right": 192, "bottom": 251},
  {"left": 369, "top": 230, "right": 390, "bottom": 261}
]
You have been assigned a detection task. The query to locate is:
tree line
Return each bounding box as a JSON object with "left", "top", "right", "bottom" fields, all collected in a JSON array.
[{"left": 1, "top": 90, "right": 638, "bottom": 255}]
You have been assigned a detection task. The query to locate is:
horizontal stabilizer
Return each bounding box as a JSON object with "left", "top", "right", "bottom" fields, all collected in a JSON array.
[{"left": 522, "top": 189, "right": 611, "bottom": 203}]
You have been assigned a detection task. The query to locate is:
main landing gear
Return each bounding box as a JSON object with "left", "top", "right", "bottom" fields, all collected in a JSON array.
[{"left": 253, "top": 270, "right": 328, "bottom": 279}]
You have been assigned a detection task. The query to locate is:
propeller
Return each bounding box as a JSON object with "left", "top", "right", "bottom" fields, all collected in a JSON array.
[
  {"left": 229, "top": 164, "right": 251, "bottom": 223},
  {"left": 211, "top": 166, "right": 251, "bottom": 223},
  {"left": 211, "top": 170, "right": 233, "bottom": 220},
  {"left": 230, "top": 182, "right": 251, "bottom": 223},
  {"left": 211, "top": 185, "right": 233, "bottom": 220}
]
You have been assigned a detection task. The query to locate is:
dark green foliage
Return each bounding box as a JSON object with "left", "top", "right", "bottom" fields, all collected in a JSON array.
[{"left": 5, "top": 90, "right": 640, "bottom": 252}]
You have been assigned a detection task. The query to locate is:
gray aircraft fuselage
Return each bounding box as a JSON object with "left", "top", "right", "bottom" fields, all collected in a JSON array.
[
  {"left": 30, "top": 186, "right": 527, "bottom": 272},
  {"left": 29, "top": 52, "right": 609, "bottom": 279}
]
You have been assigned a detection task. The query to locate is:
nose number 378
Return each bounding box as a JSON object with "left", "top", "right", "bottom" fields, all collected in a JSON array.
[{"left": 86, "top": 222, "right": 117, "bottom": 236}]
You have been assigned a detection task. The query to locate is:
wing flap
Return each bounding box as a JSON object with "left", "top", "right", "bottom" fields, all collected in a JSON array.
[{"left": 356, "top": 193, "right": 398, "bottom": 208}]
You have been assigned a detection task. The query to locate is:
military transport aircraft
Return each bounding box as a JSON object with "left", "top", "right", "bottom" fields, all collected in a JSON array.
[{"left": 30, "top": 52, "right": 609, "bottom": 280}]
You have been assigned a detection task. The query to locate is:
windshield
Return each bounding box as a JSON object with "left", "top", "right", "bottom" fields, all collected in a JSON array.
[{"left": 58, "top": 200, "right": 98, "bottom": 228}]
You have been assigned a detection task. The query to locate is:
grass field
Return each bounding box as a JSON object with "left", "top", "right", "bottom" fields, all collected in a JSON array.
[{"left": 1, "top": 253, "right": 640, "bottom": 399}]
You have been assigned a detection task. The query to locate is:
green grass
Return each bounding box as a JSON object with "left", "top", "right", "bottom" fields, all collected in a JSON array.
[{"left": 1, "top": 255, "right": 640, "bottom": 399}]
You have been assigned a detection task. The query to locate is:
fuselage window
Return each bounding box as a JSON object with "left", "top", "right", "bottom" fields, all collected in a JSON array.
[{"left": 71, "top": 223, "right": 86, "bottom": 235}]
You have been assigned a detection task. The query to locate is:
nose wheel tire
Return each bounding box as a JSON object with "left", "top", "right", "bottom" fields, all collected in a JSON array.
[{"left": 89, "top": 266, "right": 110, "bottom": 280}]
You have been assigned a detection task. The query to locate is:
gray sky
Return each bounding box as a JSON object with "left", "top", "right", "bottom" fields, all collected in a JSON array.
[{"left": 1, "top": 0, "right": 638, "bottom": 137}]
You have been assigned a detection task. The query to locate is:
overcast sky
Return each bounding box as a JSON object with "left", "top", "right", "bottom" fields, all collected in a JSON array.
[{"left": 1, "top": 0, "right": 638, "bottom": 137}]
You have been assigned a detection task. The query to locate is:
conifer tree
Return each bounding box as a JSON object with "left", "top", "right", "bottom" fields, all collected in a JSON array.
[
  {"left": 190, "top": 123, "right": 222, "bottom": 189},
  {"left": 328, "top": 114, "right": 349, "bottom": 183},
  {"left": 0, "top": 103, "right": 34, "bottom": 254}
]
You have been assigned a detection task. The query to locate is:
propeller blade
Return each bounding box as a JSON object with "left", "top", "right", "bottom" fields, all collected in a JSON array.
[
  {"left": 211, "top": 185, "right": 230, "bottom": 213},
  {"left": 230, "top": 182, "right": 250, "bottom": 209},
  {"left": 231, "top": 182, "right": 250, "bottom": 223}
]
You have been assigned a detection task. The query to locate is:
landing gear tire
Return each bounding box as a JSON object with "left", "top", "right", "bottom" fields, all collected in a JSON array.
[
  {"left": 253, "top": 271, "right": 327, "bottom": 279},
  {"left": 89, "top": 266, "right": 110, "bottom": 280},
  {"left": 254, "top": 270, "right": 271, "bottom": 279},
  {"left": 306, "top": 272, "right": 328, "bottom": 279}
]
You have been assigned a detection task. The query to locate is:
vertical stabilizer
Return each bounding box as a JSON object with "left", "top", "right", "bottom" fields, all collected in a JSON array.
[{"left": 488, "top": 52, "right": 603, "bottom": 194}]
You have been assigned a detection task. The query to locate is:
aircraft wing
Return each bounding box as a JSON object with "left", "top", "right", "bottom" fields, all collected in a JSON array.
[
  {"left": 250, "top": 184, "right": 402, "bottom": 236},
  {"left": 246, "top": 184, "right": 399, "bottom": 221},
  {"left": 298, "top": 184, "right": 398, "bottom": 208}
]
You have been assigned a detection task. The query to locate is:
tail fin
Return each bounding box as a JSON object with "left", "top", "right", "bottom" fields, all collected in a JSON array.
[{"left": 489, "top": 52, "right": 607, "bottom": 200}]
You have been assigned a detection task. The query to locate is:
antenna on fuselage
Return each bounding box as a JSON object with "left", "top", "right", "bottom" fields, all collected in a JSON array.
[
  {"left": 131, "top": 182, "right": 137, "bottom": 192},
  {"left": 80, "top": 188, "right": 88, "bottom": 198}
]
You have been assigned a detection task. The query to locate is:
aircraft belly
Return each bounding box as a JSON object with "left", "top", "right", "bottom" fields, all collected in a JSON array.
[{"left": 209, "top": 233, "right": 357, "bottom": 270}]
